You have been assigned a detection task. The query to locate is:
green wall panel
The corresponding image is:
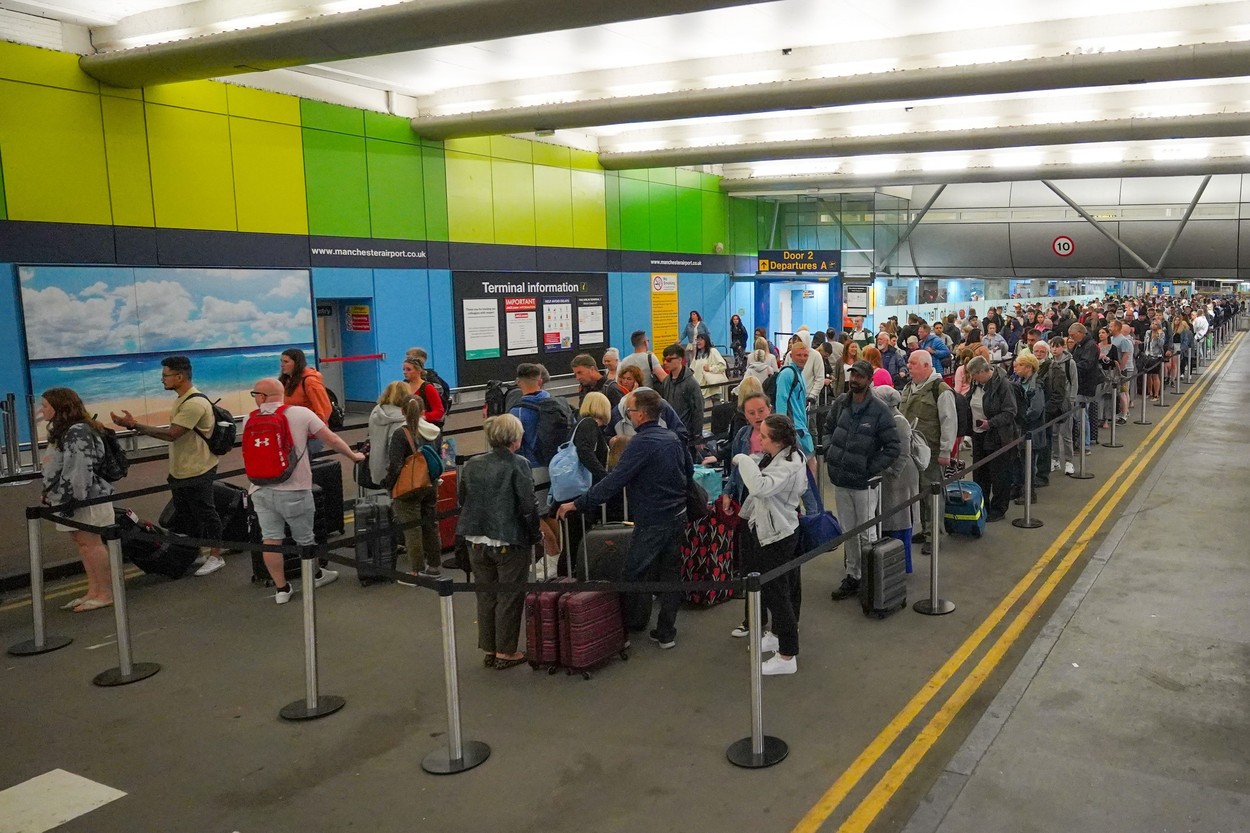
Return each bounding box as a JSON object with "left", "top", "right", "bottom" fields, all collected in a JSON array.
[
  {"left": 0, "top": 41, "right": 97, "bottom": 94},
  {"left": 227, "top": 85, "right": 300, "bottom": 125},
  {"left": 534, "top": 165, "right": 573, "bottom": 248},
  {"left": 569, "top": 149, "right": 601, "bottom": 172},
  {"left": 676, "top": 186, "right": 702, "bottom": 253},
  {"left": 648, "top": 168, "right": 677, "bottom": 185},
  {"left": 618, "top": 177, "right": 650, "bottom": 250},
  {"left": 422, "top": 147, "right": 449, "bottom": 242},
  {"left": 648, "top": 182, "right": 677, "bottom": 252},
  {"left": 303, "top": 129, "right": 370, "bottom": 237},
  {"left": 445, "top": 150, "right": 494, "bottom": 242},
  {"left": 532, "top": 142, "right": 570, "bottom": 168},
  {"left": 146, "top": 103, "right": 235, "bottom": 230},
  {"left": 366, "top": 138, "right": 425, "bottom": 239},
  {"left": 728, "top": 196, "right": 759, "bottom": 254},
  {"left": 620, "top": 168, "right": 649, "bottom": 182},
  {"left": 444, "top": 137, "right": 491, "bottom": 156},
  {"left": 0, "top": 146, "right": 7, "bottom": 220},
  {"left": 676, "top": 168, "right": 702, "bottom": 189},
  {"left": 702, "top": 190, "right": 728, "bottom": 254},
  {"left": 490, "top": 135, "right": 532, "bottom": 163},
  {"left": 700, "top": 172, "right": 720, "bottom": 192},
  {"left": 0, "top": 81, "right": 110, "bottom": 225},
  {"left": 604, "top": 172, "right": 621, "bottom": 250},
  {"left": 300, "top": 99, "right": 363, "bottom": 135},
  {"left": 101, "top": 96, "right": 154, "bottom": 227},
  {"left": 232, "top": 118, "right": 308, "bottom": 234},
  {"left": 144, "top": 80, "right": 228, "bottom": 114},
  {"left": 364, "top": 111, "right": 419, "bottom": 145},
  {"left": 491, "top": 158, "right": 536, "bottom": 246},
  {"left": 571, "top": 169, "right": 607, "bottom": 250}
]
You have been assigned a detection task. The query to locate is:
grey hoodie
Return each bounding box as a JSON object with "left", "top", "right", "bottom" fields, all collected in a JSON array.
[{"left": 367, "top": 404, "right": 438, "bottom": 485}]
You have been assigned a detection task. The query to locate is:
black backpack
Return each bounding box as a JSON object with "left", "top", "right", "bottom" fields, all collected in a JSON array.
[
  {"left": 424, "top": 368, "right": 452, "bottom": 406},
  {"left": 304, "top": 379, "right": 345, "bottom": 431},
  {"left": 484, "top": 379, "right": 519, "bottom": 417},
  {"left": 516, "top": 396, "right": 574, "bottom": 467},
  {"left": 932, "top": 384, "right": 974, "bottom": 437},
  {"left": 762, "top": 365, "right": 802, "bottom": 412},
  {"left": 90, "top": 418, "right": 129, "bottom": 482},
  {"left": 186, "top": 393, "right": 237, "bottom": 456}
]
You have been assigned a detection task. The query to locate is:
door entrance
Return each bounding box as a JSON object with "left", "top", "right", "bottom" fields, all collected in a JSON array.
[{"left": 314, "top": 300, "right": 344, "bottom": 402}]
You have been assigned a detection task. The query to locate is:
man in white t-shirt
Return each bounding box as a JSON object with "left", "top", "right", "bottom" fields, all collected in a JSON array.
[
  {"left": 245, "top": 377, "right": 365, "bottom": 604},
  {"left": 617, "top": 329, "right": 669, "bottom": 388}
]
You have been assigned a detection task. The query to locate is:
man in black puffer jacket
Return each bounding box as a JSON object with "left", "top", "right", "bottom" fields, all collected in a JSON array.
[
  {"left": 823, "top": 361, "right": 902, "bottom": 601},
  {"left": 1068, "top": 322, "right": 1102, "bottom": 446}
]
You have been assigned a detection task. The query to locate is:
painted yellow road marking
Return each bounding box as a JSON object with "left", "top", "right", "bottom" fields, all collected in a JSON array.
[{"left": 0, "top": 568, "right": 142, "bottom": 614}]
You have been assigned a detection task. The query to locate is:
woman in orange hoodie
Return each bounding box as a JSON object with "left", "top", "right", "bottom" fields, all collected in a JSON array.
[{"left": 279, "top": 348, "right": 332, "bottom": 422}]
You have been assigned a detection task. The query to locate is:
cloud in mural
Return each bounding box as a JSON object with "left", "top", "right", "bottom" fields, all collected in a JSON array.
[
  {"left": 22, "top": 285, "right": 141, "bottom": 359},
  {"left": 267, "top": 274, "right": 308, "bottom": 299}
]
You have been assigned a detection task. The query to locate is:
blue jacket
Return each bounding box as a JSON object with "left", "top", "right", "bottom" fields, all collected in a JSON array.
[
  {"left": 918, "top": 333, "right": 951, "bottom": 363},
  {"left": 574, "top": 421, "right": 686, "bottom": 525},
  {"left": 880, "top": 347, "right": 908, "bottom": 388}
]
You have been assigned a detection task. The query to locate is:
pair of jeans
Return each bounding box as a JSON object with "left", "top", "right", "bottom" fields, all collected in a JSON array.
[
  {"left": 741, "top": 529, "right": 801, "bottom": 656},
  {"left": 167, "top": 469, "right": 223, "bottom": 542},
  {"left": 970, "top": 434, "right": 1014, "bottom": 518},
  {"left": 469, "top": 543, "right": 528, "bottom": 655},
  {"left": 832, "top": 486, "right": 874, "bottom": 580},
  {"left": 391, "top": 486, "right": 440, "bottom": 571},
  {"left": 621, "top": 516, "right": 684, "bottom": 641}
]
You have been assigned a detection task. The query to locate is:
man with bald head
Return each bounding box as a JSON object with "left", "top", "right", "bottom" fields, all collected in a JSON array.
[
  {"left": 900, "top": 350, "right": 957, "bottom": 553},
  {"left": 245, "top": 377, "right": 364, "bottom": 604}
]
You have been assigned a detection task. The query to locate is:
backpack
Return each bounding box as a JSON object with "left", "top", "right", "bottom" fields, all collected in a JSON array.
[
  {"left": 423, "top": 368, "right": 452, "bottom": 409},
  {"left": 906, "top": 417, "right": 932, "bottom": 470},
  {"left": 763, "top": 365, "right": 802, "bottom": 413},
  {"left": 186, "top": 393, "right": 236, "bottom": 455},
  {"left": 1009, "top": 379, "right": 1028, "bottom": 433},
  {"left": 484, "top": 379, "right": 519, "bottom": 417},
  {"left": 325, "top": 388, "right": 345, "bottom": 431},
  {"left": 516, "top": 396, "right": 574, "bottom": 467},
  {"left": 94, "top": 423, "right": 130, "bottom": 483},
  {"left": 241, "top": 405, "right": 299, "bottom": 485},
  {"left": 929, "top": 382, "right": 973, "bottom": 438}
]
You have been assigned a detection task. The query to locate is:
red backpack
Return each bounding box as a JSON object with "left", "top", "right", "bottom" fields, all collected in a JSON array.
[{"left": 242, "top": 405, "right": 299, "bottom": 485}]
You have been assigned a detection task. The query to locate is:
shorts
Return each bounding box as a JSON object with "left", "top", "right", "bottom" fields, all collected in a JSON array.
[
  {"left": 54, "top": 501, "right": 113, "bottom": 534},
  {"left": 252, "top": 488, "right": 315, "bottom": 545}
]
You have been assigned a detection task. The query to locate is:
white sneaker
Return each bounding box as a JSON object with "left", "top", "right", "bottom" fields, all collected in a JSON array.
[
  {"left": 1050, "top": 459, "right": 1060, "bottom": 472},
  {"left": 274, "top": 584, "right": 296, "bottom": 605},
  {"left": 313, "top": 569, "right": 339, "bottom": 589},
  {"left": 761, "top": 654, "right": 797, "bottom": 675},
  {"left": 730, "top": 624, "right": 750, "bottom": 638},
  {"left": 760, "top": 632, "right": 780, "bottom": 653},
  {"left": 1064, "top": 462, "right": 1075, "bottom": 475},
  {"left": 194, "top": 555, "right": 225, "bottom": 577}
]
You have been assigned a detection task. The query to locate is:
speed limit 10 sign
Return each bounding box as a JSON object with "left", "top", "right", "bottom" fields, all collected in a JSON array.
[{"left": 1052, "top": 235, "right": 1075, "bottom": 257}]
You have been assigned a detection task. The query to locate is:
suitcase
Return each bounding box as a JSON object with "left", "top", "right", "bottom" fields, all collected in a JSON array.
[
  {"left": 160, "top": 480, "right": 260, "bottom": 551},
  {"left": 436, "top": 470, "right": 458, "bottom": 553},
  {"left": 310, "top": 458, "right": 345, "bottom": 537},
  {"left": 580, "top": 522, "right": 633, "bottom": 581},
  {"left": 355, "top": 497, "right": 398, "bottom": 586},
  {"left": 115, "top": 508, "right": 200, "bottom": 580},
  {"left": 860, "top": 481, "right": 908, "bottom": 619},
  {"left": 557, "top": 591, "right": 629, "bottom": 679},
  {"left": 679, "top": 499, "right": 738, "bottom": 606},
  {"left": 943, "top": 479, "right": 986, "bottom": 537},
  {"left": 525, "top": 576, "right": 575, "bottom": 671}
]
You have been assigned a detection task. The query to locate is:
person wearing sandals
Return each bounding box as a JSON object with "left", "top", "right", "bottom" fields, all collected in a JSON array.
[
  {"left": 39, "top": 388, "right": 115, "bottom": 612},
  {"left": 382, "top": 395, "right": 443, "bottom": 578},
  {"left": 458, "top": 414, "right": 553, "bottom": 670}
]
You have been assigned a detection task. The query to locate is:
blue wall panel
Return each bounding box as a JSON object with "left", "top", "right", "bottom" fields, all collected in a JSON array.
[
  {"left": 0, "top": 264, "right": 32, "bottom": 442},
  {"left": 311, "top": 267, "right": 373, "bottom": 298},
  {"left": 700, "top": 273, "right": 731, "bottom": 349},
  {"left": 372, "top": 269, "right": 431, "bottom": 393},
  {"left": 730, "top": 279, "right": 755, "bottom": 346},
  {"left": 426, "top": 269, "right": 456, "bottom": 388},
  {"left": 676, "top": 274, "right": 701, "bottom": 346},
  {"left": 619, "top": 272, "right": 653, "bottom": 353},
  {"left": 607, "top": 271, "right": 626, "bottom": 355}
]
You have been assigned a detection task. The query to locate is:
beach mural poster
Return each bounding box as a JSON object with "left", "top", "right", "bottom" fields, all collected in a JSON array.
[{"left": 21, "top": 266, "right": 315, "bottom": 430}]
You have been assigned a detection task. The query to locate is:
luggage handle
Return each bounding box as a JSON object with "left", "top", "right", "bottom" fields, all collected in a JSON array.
[{"left": 867, "top": 475, "right": 883, "bottom": 542}]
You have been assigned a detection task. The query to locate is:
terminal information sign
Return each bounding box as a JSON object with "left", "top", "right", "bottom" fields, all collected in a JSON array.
[{"left": 757, "top": 249, "right": 841, "bottom": 273}]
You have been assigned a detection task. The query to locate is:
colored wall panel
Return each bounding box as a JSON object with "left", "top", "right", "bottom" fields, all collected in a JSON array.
[
  {"left": 0, "top": 147, "right": 7, "bottom": 220},
  {"left": 445, "top": 150, "right": 494, "bottom": 242},
  {"left": 145, "top": 103, "right": 235, "bottom": 230},
  {"left": 232, "top": 118, "right": 308, "bottom": 234},
  {"left": 729, "top": 280, "right": 754, "bottom": 337},
  {"left": 373, "top": 269, "right": 432, "bottom": 385},
  {"left": 532, "top": 142, "right": 570, "bottom": 168},
  {"left": 303, "top": 129, "right": 370, "bottom": 237},
  {"left": 490, "top": 158, "right": 535, "bottom": 246},
  {"left": 604, "top": 172, "right": 621, "bottom": 250},
  {"left": 0, "top": 41, "right": 97, "bottom": 94},
  {"left": 490, "top": 135, "right": 532, "bottom": 163},
  {"left": 443, "top": 137, "right": 491, "bottom": 156},
  {"left": 0, "top": 81, "right": 111, "bottom": 225},
  {"left": 300, "top": 99, "right": 363, "bottom": 135},
  {"left": 676, "top": 186, "right": 702, "bottom": 253},
  {"left": 366, "top": 138, "right": 425, "bottom": 240},
  {"left": 534, "top": 165, "right": 574, "bottom": 248},
  {"left": 311, "top": 267, "right": 373, "bottom": 297},
  {"left": 571, "top": 169, "right": 607, "bottom": 250},
  {"left": 648, "top": 182, "right": 677, "bottom": 252},
  {"left": 702, "top": 190, "right": 727, "bottom": 254},
  {"left": 0, "top": 265, "right": 30, "bottom": 440},
  {"left": 422, "top": 147, "right": 449, "bottom": 242},
  {"left": 227, "top": 85, "right": 300, "bottom": 125},
  {"left": 426, "top": 269, "right": 457, "bottom": 386},
  {"left": 101, "top": 96, "right": 155, "bottom": 227},
  {"left": 569, "top": 148, "right": 601, "bottom": 172},
  {"left": 337, "top": 296, "right": 380, "bottom": 400},
  {"left": 364, "top": 110, "right": 419, "bottom": 145},
  {"left": 676, "top": 168, "right": 702, "bottom": 189},
  {"left": 619, "top": 272, "right": 653, "bottom": 351},
  {"left": 618, "top": 177, "right": 650, "bottom": 250},
  {"left": 143, "top": 80, "right": 228, "bottom": 113},
  {"left": 620, "top": 168, "right": 649, "bottom": 182},
  {"left": 648, "top": 168, "right": 676, "bottom": 185},
  {"left": 700, "top": 172, "right": 720, "bottom": 192}
]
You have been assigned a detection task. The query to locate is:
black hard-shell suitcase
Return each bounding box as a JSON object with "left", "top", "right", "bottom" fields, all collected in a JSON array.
[
  {"left": 355, "top": 498, "right": 398, "bottom": 586},
  {"left": 310, "top": 458, "right": 345, "bottom": 537},
  {"left": 115, "top": 508, "right": 199, "bottom": 580},
  {"left": 860, "top": 480, "right": 907, "bottom": 619},
  {"left": 160, "top": 480, "right": 260, "bottom": 551},
  {"left": 580, "top": 523, "right": 633, "bottom": 581}
]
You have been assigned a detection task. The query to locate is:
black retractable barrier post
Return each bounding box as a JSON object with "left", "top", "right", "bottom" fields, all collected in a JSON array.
[
  {"left": 423, "top": 575, "right": 490, "bottom": 774},
  {"left": 1069, "top": 402, "right": 1095, "bottom": 480},
  {"left": 914, "top": 483, "right": 956, "bottom": 615},
  {"left": 8, "top": 509, "right": 73, "bottom": 656},
  {"left": 93, "top": 527, "right": 160, "bottom": 686},
  {"left": 727, "top": 572, "right": 788, "bottom": 768},
  {"left": 1012, "top": 433, "right": 1043, "bottom": 530},
  {"left": 280, "top": 546, "right": 345, "bottom": 720},
  {"left": 1133, "top": 371, "right": 1152, "bottom": 426}
]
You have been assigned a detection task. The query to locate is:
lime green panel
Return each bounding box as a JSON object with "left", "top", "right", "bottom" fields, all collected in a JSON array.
[
  {"left": 620, "top": 168, "right": 649, "bottom": 182},
  {"left": 100, "top": 84, "right": 142, "bottom": 100},
  {"left": 675, "top": 168, "right": 701, "bottom": 189},
  {"left": 700, "top": 172, "right": 720, "bottom": 192},
  {"left": 648, "top": 168, "right": 676, "bottom": 185},
  {"left": 0, "top": 41, "right": 98, "bottom": 93},
  {"left": 490, "top": 135, "right": 532, "bottom": 163},
  {"left": 569, "top": 148, "right": 601, "bottom": 172},
  {"left": 101, "top": 96, "right": 155, "bottom": 227},
  {"left": 146, "top": 103, "right": 235, "bottom": 230},
  {"left": 227, "top": 85, "right": 300, "bottom": 125},
  {"left": 364, "top": 110, "right": 419, "bottom": 145},
  {"left": 0, "top": 81, "right": 110, "bottom": 224},
  {"left": 648, "top": 182, "right": 677, "bottom": 252},
  {"left": 144, "top": 80, "right": 228, "bottom": 114},
  {"left": 533, "top": 165, "right": 573, "bottom": 248},
  {"left": 571, "top": 169, "right": 606, "bottom": 250},
  {"left": 366, "top": 138, "right": 425, "bottom": 239},
  {"left": 618, "top": 176, "right": 650, "bottom": 250},
  {"left": 702, "top": 190, "right": 728, "bottom": 253},
  {"left": 445, "top": 150, "right": 494, "bottom": 242},
  {"left": 0, "top": 147, "right": 7, "bottom": 220},
  {"left": 232, "top": 118, "right": 307, "bottom": 234},
  {"left": 444, "top": 137, "right": 491, "bottom": 156},
  {"left": 676, "top": 186, "right": 702, "bottom": 253},
  {"left": 604, "top": 172, "right": 621, "bottom": 250},
  {"left": 422, "top": 146, "right": 449, "bottom": 242},
  {"left": 300, "top": 99, "right": 363, "bottom": 135},
  {"left": 491, "top": 158, "right": 535, "bottom": 246},
  {"left": 728, "top": 196, "right": 760, "bottom": 254},
  {"left": 532, "top": 142, "right": 570, "bottom": 169},
  {"left": 303, "top": 129, "right": 370, "bottom": 237}
]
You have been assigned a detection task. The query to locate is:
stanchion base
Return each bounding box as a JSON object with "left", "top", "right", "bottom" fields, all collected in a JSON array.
[
  {"left": 422, "top": 740, "right": 491, "bottom": 774},
  {"left": 914, "top": 598, "right": 956, "bottom": 616},
  {"left": 93, "top": 662, "right": 160, "bottom": 687},
  {"left": 1101, "top": 441, "right": 1123, "bottom": 449},
  {"left": 1133, "top": 419, "right": 1152, "bottom": 425},
  {"left": 279, "top": 694, "right": 346, "bottom": 721},
  {"left": 1155, "top": 401, "right": 1171, "bottom": 408},
  {"left": 726, "top": 735, "right": 789, "bottom": 769},
  {"left": 1066, "top": 471, "right": 1095, "bottom": 480},
  {"left": 8, "top": 635, "right": 73, "bottom": 656},
  {"left": 1012, "top": 517, "right": 1044, "bottom": 529}
]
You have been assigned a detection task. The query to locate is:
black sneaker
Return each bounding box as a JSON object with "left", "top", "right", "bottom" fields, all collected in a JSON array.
[
  {"left": 648, "top": 629, "right": 676, "bottom": 650},
  {"left": 830, "top": 575, "right": 860, "bottom": 601},
  {"left": 912, "top": 532, "right": 929, "bottom": 544}
]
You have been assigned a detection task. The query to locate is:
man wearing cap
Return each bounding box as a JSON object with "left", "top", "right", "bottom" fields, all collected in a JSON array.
[{"left": 824, "top": 360, "right": 902, "bottom": 601}]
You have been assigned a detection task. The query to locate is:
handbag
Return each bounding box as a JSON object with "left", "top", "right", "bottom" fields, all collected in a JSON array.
[
  {"left": 547, "top": 434, "right": 593, "bottom": 503},
  {"left": 391, "top": 428, "right": 431, "bottom": 500},
  {"left": 797, "top": 468, "right": 842, "bottom": 554}
]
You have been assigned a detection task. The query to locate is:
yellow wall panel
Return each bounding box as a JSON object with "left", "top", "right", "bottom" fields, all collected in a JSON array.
[
  {"left": 491, "top": 158, "right": 535, "bottom": 246},
  {"left": 444, "top": 137, "right": 491, "bottom": 156},
  {"left": 146, "top": 103, "right": 236, "bottom": 230},
  {"left": 144, "top": 80, "right": 228, "bottom": 114},
  {"left": 571, "top": 169, "right": 607, "bottom": 249},
  {"left": 533, "top": 165, "right": 573, "bottom": 248},
  {"left": 0, "top": 81, "right": 110, "bottom": 224},
  {"left": 101, "top": 96, "right": 155, "bottom": 227},
  {"left": 231, "top": 118, "right": 307, "bottom": 234},
  {"left": 445, "top": 150, "right": 494, "bottom": 242},
  {"left": 227, "top": 85, "right": 300, "bottom": 125},
  {"left": 490, "top": 135, "right": 532, "bottom": 163},
  {"left": 0, "top": 41, "right": 97, "bottom": 93}
]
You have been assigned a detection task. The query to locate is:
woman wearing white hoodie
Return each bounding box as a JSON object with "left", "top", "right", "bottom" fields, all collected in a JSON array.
[
  {"left": 366, "top": 382, "right": 418, "bottom": 489},
  {"left": 733, "top": 414, "right": 808, "bottom": 676},
  {"left": 380, "top": 394, "right": 443, "bottom": 577}
]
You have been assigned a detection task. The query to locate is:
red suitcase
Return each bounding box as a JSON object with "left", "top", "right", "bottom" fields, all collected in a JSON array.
[
  {"left": 525, "top": 576, "right": 574, "bottom": 671},
  {"left": 557, "top": 591, "right": 629, "bottom": 679},
  {"left": 436, "top": 470, "right": 458, "bottom": 552}
]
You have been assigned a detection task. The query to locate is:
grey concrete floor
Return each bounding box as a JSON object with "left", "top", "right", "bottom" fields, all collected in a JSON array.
[{"left": 0, "top": 342, "right": 1243, "bottom": 833}]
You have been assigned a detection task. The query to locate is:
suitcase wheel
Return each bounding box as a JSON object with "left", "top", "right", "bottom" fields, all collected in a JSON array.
[
  {"left": 547, "top": 666, "right": 559, "bottom": 675},
  {"left": 619, "top": 649, "right": 630, "bottom": 661},
  {"left": 581, "top": 671, "right": 591, "bottom": 680},
  {"left": 972, "top": 527, "right": 983, "bottom": 538}
]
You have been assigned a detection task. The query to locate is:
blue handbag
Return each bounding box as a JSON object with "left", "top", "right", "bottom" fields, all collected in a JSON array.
[
  {"left": 547, "top": 439, "right": 592, "bottom": 503},
  {"left": 797, "top": 468, "right": 842, "bottom": 554},
  {"left": 691, "top": 464, "right": 723, "bottom": 501}
]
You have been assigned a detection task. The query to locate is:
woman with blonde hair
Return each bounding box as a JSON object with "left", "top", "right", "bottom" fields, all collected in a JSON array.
[
  {"left": 381, "top": 396, "right": 442, "bottom": 578},
  {"left": 364, "top": 381, "right": 414, "bottom": 490}
]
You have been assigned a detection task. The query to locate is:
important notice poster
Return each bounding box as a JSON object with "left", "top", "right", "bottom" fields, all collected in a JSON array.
[{"left": 452, "top": 272, "right": 609, "bottom": 386}]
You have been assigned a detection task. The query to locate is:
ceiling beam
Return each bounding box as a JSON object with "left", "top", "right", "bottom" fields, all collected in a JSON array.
[
  {"left": 410, "top": 40, "right": 1250, "bottom": 139},
  {"left": 77, "top": 0, "right": 769, "bottom": 88}
]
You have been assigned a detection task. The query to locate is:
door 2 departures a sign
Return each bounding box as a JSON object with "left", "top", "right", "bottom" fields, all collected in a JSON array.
[
  {"left": 757, "top": 249, "right": 841, "bottom": 273},
  {"left": 1052, "top": 236, "right": 1075, "bottom": 257}
]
